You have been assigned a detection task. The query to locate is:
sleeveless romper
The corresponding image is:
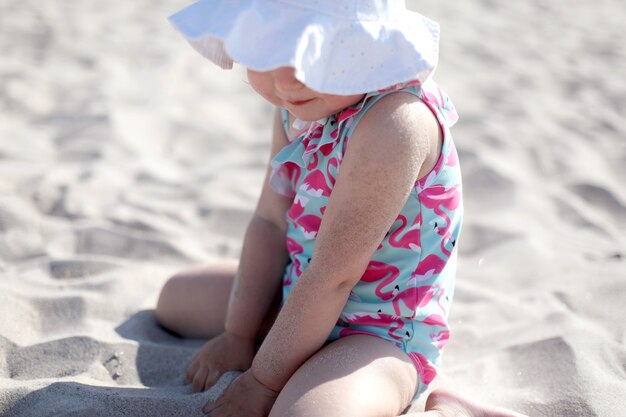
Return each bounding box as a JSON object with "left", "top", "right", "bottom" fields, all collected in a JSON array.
[{"left": 269, "top": 79, "right": 462, "bottom": 397}]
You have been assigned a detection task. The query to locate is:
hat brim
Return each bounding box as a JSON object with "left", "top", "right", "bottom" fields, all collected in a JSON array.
[{"left": 169, "top": 0, "right": 440, "bottom": 95}]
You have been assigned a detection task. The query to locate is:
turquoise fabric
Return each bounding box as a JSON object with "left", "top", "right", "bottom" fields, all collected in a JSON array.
[{"left": 270, "top": 79, "right": 462, "bottom": 398}]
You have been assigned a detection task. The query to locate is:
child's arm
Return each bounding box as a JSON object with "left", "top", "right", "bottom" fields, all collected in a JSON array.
[
  {"left": 251, "top": 93, "right": 442, "bottom": 391},
  {"left": 224, "top": 108, "right": 293, "bottom": 340},
  {"left": 187, "top": 108, "right": 292, "bottom": 392}
]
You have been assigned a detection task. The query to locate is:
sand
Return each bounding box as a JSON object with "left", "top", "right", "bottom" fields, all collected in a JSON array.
[{"left": 1, "top": 0, "right": 625, "bottom": 415}]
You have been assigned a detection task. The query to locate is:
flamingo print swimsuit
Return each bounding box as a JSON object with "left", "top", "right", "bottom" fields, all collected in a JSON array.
[{"left": 270, "top": 79, "right": 462, "bottom": 397}]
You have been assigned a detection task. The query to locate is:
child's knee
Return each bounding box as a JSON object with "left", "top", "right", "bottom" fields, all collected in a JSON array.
[
  {"left": 270, "top": 387, "right": 398, "bottom": 417},
  {"left": 154, "top": 273, "right": 186, "bottom": 327},
  {"left": 269, "top": 389, "right": 338, "bottom": 417},
  {"left": 269, "top": 336, "right": 416, "bottom": 417},
  {"left": 269, "top": 372, "right": 400, "bottom": 417}
]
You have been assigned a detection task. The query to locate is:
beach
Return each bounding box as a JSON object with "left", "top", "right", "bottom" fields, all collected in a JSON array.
[{"left": 1, "top": 0, "right": 625, "bottom": 415}]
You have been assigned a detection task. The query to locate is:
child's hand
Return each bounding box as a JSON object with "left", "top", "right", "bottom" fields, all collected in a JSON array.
[
  {"left": 202, "top": 370, "right": 279, "bottom": 416},
  {"left": 185, "top": 331, "right": 255, "bottom": 392}
]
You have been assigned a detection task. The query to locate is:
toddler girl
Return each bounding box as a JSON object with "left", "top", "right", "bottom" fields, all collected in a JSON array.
[{"left": 156, "top": 1, "right": 526, "bottom": 416}]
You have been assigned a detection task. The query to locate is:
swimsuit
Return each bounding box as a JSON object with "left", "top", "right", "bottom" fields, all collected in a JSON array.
[{"left": 270, "top": 79, "right": 462, "bottom": 397}]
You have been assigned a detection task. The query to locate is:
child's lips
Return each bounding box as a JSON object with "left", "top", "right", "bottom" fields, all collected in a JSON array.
[{"left": 287, "top": 98, "right": 314, "bottom": 106}]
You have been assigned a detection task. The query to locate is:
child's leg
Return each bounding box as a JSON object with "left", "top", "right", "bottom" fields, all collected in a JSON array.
[
  {"left": 269, "top": 334, "right": 419, "bottom": 417},
  {"left": 155, "top": 260, "right": 239, "bottom": 338},
  {"left": 155, "top": 261, "right": 281, "bottom": 340}
]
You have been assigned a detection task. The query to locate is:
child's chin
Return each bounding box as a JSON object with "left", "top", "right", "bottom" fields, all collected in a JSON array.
[
  {"left": 286, "top": 110, "right": 320, "bottom": 122},
  {"left": 286, "top": 106, "right": 332, "bottom": 122}
]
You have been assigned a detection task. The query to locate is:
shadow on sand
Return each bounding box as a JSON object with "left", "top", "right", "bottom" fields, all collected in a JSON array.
[{"left": 3, "top": 310, "right": 237, "bottom": 417}]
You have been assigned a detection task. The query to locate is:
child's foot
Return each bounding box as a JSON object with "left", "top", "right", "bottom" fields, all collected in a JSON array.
[{"left": 405, "top": 388, "right": 529, "bottom": 417}]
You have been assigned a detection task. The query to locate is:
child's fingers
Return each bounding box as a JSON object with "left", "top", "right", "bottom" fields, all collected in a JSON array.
[
  {"left": 192, "top": 366, "right": 210, "bottom": 392},
  {"left": 203, "top": 368, "right": 222, "bottom": 390},
  {"left": 185, "top": 360, "right": 199, "bottom": 384}
]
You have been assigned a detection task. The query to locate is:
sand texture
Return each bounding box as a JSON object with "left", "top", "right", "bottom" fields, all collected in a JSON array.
[{"left": 1, "top": 0, "right": 625, "bottom": 415}]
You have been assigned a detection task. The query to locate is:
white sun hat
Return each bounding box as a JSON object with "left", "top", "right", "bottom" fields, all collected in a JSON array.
[{"left": 169, "top": 0, "right": 440, "bottom": 95}]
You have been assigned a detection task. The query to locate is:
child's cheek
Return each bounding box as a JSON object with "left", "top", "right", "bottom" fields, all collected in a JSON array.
[{"left": 249, "top": 81, "right": 282, "bottom": 107}]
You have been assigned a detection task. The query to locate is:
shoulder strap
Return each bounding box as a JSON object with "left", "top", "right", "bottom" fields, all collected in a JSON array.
[{"left": 279, "top": 107, "right": 290, "bottom": 136}]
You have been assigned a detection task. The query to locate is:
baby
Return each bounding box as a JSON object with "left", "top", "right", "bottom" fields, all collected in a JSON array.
[{"left": 156, "top": 1, "right": 527, "bottom": 416}]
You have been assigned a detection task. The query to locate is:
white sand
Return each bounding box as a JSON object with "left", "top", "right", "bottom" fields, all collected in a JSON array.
[{"left": 1, "top": 0, "right": 625, "bottom": 415}]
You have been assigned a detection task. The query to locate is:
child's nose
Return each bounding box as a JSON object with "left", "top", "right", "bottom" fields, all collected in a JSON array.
[{"left": 273, "top": 67, "right": 305, "bottom": 92}]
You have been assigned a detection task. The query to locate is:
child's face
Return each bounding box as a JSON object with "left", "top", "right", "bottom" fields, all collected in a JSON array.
[{"left": 247, "top": 67, "right": 364, "bottom": 121}]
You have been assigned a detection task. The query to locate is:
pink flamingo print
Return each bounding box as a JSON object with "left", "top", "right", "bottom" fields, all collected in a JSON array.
[
  {"left": 392, "top": 285, "right": 447, "bottom": 318},
  {"left": 318, "top": 141, "right": 337, "bottom": 156},
  {"left": 284, "top": 161, "right": 301, "bottom": 183},
  {"left": 430, "top": 329, "right": 450, "bottom": 349},
  {"left": 422, "top": 86, "right": 459, "bottom": 127},
  {"left": 360, "top": 261, "right": 401, "bottom": 301},
  {"left": 309, "top": 124, "right": 324, "bottom": 140},
  {"left": 423, "top": 314, "right": 446, "bottom": 327},
  {"left": 301, "top": 124, "right": 323, "bottom": 143},
  {"left": 287, "top": 191, "right": 323, "bottom": 239},
  {"left": 388, "top": 214, "right": 421, "bottom": 252},
  {"left": 300, "top": 169, "right": 333, "bottom": 197},
  {"left": 420, "top": 185, "right": 461, "bottom": 228},
  {"left": 411, "top": 253, "right": 447, "bottom": 283},
  {"left": 284, "top": 237, "right": 304, "bottom": 285},
  {"left": 272, "top": 161, "right": 301, "bottom": 196},
  {"left": 407, "top": 352, "right": 437, "bottom": 385},
  {"left": 390, "top": 287, "right": 418, "bottom": 317},
  {"left": 307, "top": 152, "right": 319, "bottom": 170},
  {"left": 338, "top": 312, "right": 407, "bottom": 341},
  {"left": 419, "top": 185, "right": 461, "bottom": 256},
  {"left": 337, "top": 106, "right": 363, "bottom": 124},
  {"left": 287, "top": 195, "right": 306, "bottom": 221},
  {"left": 326, "top": 157, "right": 338, "bottom": 187},
  {"left": 302, "top": 126, "right": 325, "bottom": 155},
  {"left": 294, "top": 214, "right": 322, "bottom": 239},
  {"left": 446, "top": 144, "right": 459, "bottom": 167}
]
